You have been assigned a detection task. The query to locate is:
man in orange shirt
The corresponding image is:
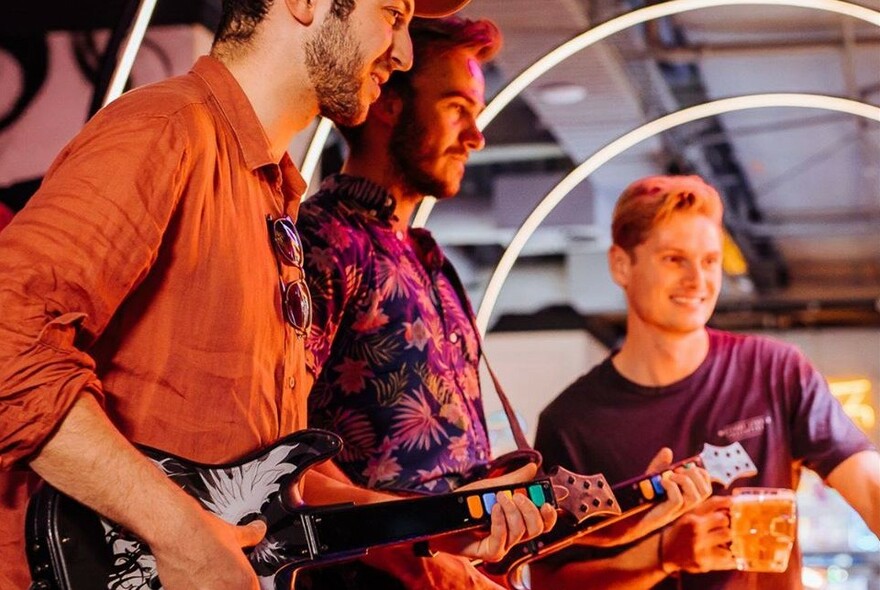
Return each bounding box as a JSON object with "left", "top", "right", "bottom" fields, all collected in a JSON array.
[{"left": 0, "top": 1, "right": 555, "bottom": 589}]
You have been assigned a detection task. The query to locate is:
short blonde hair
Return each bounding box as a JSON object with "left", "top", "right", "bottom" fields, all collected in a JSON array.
[{"left": 611, "top": 175, "right": 723, "bottom": 255}]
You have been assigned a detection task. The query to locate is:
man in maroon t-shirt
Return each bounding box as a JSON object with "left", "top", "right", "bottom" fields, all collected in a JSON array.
[{"left": 531, "top": 175, "right": 879, "bottom": 590}]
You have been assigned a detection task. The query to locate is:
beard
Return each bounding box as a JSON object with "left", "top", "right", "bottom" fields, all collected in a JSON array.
[
  {"left": 304, "top": 14, "right": 367, "bottom": 127},
  {"left": 389, "top": 103, "right": 460, "bottom": 199}
]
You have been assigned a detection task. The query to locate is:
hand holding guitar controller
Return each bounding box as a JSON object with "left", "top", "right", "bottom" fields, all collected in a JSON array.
[
  {"left": 429, "top": 463, "right": 558, "bottom": 563},
  {"left": 578, "top": 446, "right": 713, "bottom": 548},
  {"left": 482, "top": 441, "right": 758, "bottom": 589},
  {"left": 26, "top": 430, "right": 561, "bottom": 590}
]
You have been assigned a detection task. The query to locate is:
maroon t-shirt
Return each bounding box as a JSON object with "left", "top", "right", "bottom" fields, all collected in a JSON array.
[{"left": 534, "top": 329, "right": 874, "bottom": 590}]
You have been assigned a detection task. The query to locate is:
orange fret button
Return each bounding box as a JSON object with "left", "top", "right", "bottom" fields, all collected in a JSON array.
[
  {"left": 639, "top": 479, "right": 655, "bottom": 500},
  {"left": 467, "top": 495, "right": 484, "bottom": 519}
]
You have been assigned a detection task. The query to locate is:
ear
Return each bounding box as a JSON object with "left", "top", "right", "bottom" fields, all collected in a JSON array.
[
  {"left": 608, "top": 244, "right": 631, "bottom": 288},
  {"left": 286, "top": 0, "right": 316, "bottom": 26}
]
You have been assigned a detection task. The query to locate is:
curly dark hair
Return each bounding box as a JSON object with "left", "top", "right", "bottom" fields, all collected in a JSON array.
[{"left": 213, "top": 0, "right": 356, "bottom": 52}]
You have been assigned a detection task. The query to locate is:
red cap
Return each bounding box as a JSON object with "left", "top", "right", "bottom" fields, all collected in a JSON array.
[{"left": 414, "top": 0, "right": 471, "bottom": 17}]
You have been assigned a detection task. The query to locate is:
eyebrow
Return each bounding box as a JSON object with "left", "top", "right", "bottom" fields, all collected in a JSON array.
[
  {"left": 657, "top": 247, "right": 722, "bottom": 257},
  {"left": 440, "top": 91, "right": 486, "bottom": 111}
]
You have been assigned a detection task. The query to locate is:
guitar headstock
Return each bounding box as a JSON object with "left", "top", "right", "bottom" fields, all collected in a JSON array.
[
  {"left": 548, "top": 466, "right": 622, "bottom": 525},
  {"left": 698, "top": 441, "right": 758, "bottom": 488}
]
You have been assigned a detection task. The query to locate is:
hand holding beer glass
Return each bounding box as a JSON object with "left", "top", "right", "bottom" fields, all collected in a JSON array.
[{"left": 729, "top": 487, "right": 797, "bottom": 572}]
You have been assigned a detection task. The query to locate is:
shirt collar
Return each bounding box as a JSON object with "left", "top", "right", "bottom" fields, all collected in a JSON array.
[
  {"left": 320, "top": 174, "right": 397, "bottom": 221},
  {"left": 320, "top": 174, "right": 448, "bottom": 271},
  {"left": 191, "top": 56, "right": 307, "bottom": 200}
]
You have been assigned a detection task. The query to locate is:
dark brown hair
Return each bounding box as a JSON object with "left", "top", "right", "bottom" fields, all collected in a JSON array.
[
  {"left": 213, "top": 0, "right": 356, "bottom": 53},
  {"left": 337, "top": 16, "right": 501, "bottom": 146}
]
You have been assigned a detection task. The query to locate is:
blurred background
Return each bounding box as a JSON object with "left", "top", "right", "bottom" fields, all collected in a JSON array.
[{"left": 1, "top": 0, "right": 878, "bottom": 586}]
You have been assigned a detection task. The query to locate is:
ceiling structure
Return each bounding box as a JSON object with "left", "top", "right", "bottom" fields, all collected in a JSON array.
[
  {"left": 421, "top": 0, "right": 880, "bottom": 343},
  {"left": 2, "top": 0, "right": 879, "bottom": 346}
]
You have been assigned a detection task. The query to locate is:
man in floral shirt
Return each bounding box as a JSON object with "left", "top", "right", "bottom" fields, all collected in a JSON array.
[
  {"left": 299, "top": 16, "right": 523, "bottom": 588},
  {"left": 302, "top": 15, "right": 497, "bottom": 498}
]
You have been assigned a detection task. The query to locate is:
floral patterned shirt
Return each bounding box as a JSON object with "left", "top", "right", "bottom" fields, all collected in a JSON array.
[{"left": 300, "top": 174, "right": 491, "bottom": 494}]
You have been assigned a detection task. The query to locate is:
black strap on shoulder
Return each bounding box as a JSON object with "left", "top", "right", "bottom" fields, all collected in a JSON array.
[{"left": 440, "top": 258, "right": 535, "bottom": 456}]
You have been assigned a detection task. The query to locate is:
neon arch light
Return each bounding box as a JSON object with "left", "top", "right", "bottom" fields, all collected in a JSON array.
[
  {"left": 405, "top": 0, "right": 880, "bottom": 225},
  {"left": 298, "top": 0, "right": 880, "bottom": 190},
  {"left": 473, "top": 94, "right": 880, "bottom": 334},
  {"left": 103, "top": 0, "right": 160, "bottom": 107}
]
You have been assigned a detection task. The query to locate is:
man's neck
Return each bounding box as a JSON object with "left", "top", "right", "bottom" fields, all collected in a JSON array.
[
  {"left": 341, "top": 159, "right": 424, "bottom": 233},
  {"left": 612, "top": 326, "right": 710, "bottom": 387},
  {"left": 218, "top": 52, "right": 319, "bottom": 162}
]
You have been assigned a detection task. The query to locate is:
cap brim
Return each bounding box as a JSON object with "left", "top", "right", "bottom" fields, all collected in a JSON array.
[{"left": 413, "top": 0, "right": 471, "bottom": 18}]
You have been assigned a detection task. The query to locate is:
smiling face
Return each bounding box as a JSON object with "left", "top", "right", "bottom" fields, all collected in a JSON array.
[
  {"left": 389, "top": 46, "right": 485, "bottom": 198},
  {"left": 611, "top": 211, "right": 723, "bottom": 337},
  {"left": 305, "top": 0, "right": 414, "bottom": 127}
]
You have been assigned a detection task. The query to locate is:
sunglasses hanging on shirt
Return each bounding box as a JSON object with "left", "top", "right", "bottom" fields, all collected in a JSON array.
[{"left": 266, "top": 214, "right": 313, "bottom": 337}]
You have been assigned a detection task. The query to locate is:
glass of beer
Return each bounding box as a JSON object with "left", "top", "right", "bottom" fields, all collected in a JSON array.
[{"left": 730, "top": 487, "right": 797, "bottom": 572}]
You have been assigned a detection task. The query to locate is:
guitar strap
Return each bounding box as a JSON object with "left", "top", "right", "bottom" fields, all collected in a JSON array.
[
  {"left": 481, "top": 352, "right": 532, "bottom": 452},
  {"left": 440, "top": 257, "right": 541, "bottom": 466}
]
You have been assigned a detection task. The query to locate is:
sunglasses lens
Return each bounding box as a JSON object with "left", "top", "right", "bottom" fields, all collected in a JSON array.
[
  {"left": 282, "top": 279, "right": 312, "bottom": 333},
  {"left": 272, "top": 217, "right": 304, "bottom": 266}
]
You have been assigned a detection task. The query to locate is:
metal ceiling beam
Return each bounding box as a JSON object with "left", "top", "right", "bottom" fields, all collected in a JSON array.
[{"left": 643, "top": 15, "right": 791, "bottom": 293}]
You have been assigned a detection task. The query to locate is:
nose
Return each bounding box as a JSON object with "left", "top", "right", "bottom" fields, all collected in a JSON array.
[
  {"left": 462, "top": 118, "right": 485, "bottom": 152},
  {"left": 389, "top": 27, "right": 413, "bottom": 72},
  {"left": 682, "top": 260, "right": 704, "bottom": 285}
]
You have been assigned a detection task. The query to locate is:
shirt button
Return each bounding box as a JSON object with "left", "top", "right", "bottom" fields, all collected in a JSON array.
[
  {"left": 288, "top": 376, "right": 297, "bottom": 389},
  {"left": 395, "top": 230, "right": 404, "bottom": 240},
  {"left": 449, "top": 333, "right": 459, "bottom": 343}
]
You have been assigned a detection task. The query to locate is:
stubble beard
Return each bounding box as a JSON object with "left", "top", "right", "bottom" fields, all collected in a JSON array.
[
  {"left": 389, "top": 104, "right": 459, "bottom": 199},
  {"left": 304, "top": 14, "right": 367, "bottom": 127}
]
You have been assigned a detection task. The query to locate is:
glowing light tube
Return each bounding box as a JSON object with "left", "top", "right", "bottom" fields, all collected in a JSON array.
[
  {"left": 300, "top": 117, "right": 335, "bottom": 191},
  {"left": 474, "top": 94, "right": 880, "bottom": 334},
  {"left": 103, "top": 0, "right": 160, "bottom": 106},
  {"left": 410, "top": 0, "right": 880, "bottom": 226}
]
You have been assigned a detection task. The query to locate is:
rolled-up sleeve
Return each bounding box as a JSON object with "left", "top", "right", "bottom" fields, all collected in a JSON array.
[{"left": 0, "top": 108, "right": 188, "bottom": 468}]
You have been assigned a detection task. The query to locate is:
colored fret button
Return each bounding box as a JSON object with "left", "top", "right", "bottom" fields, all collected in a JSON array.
[
  {"left": 651, "top": 475, "right": 666, "bottom": 496},
  {"left": 482, "top": 492, "right": 498, "bottom": 513},
  {"left": 466, "top": 495, "right": 484, "bottom": 519},
  {"left": 528, "top": 484, "right": 546, "bottom": 506},
  {"left": 639, "top": 479, "right": 655, "bottom": 500}
]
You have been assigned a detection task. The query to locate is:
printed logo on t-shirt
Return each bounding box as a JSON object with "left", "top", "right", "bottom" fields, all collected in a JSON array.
[{"left": 717, "top": 415, "right": 770, "bottom": 442}]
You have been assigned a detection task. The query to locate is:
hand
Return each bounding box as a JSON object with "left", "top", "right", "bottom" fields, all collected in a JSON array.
[
  {"left": 456, "top": 462, "right": 540, "bottom": 492},
  {"left": 434, "top": 464, "right": 557, "bottom": 562},
  {"left": 578, "top": 447, "right": 713, "bottom": 546},
  {"left": 150, "top": 510, "right": 266, "bottom": 590},
  {"left": 660, "top": 496, "right": 736, "bottom": 574},
  {"left": 362, "top": 546, "right": 506, "bottom": 590}
]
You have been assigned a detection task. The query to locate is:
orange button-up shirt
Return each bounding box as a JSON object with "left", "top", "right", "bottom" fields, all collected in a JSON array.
[{"left": 0, "top": 56, "right": 309, "bottom": 587}]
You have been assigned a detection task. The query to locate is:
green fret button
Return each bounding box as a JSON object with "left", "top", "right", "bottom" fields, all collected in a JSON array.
[{"left": 527, "top": 484, "right": 546, "bottom": 506}]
